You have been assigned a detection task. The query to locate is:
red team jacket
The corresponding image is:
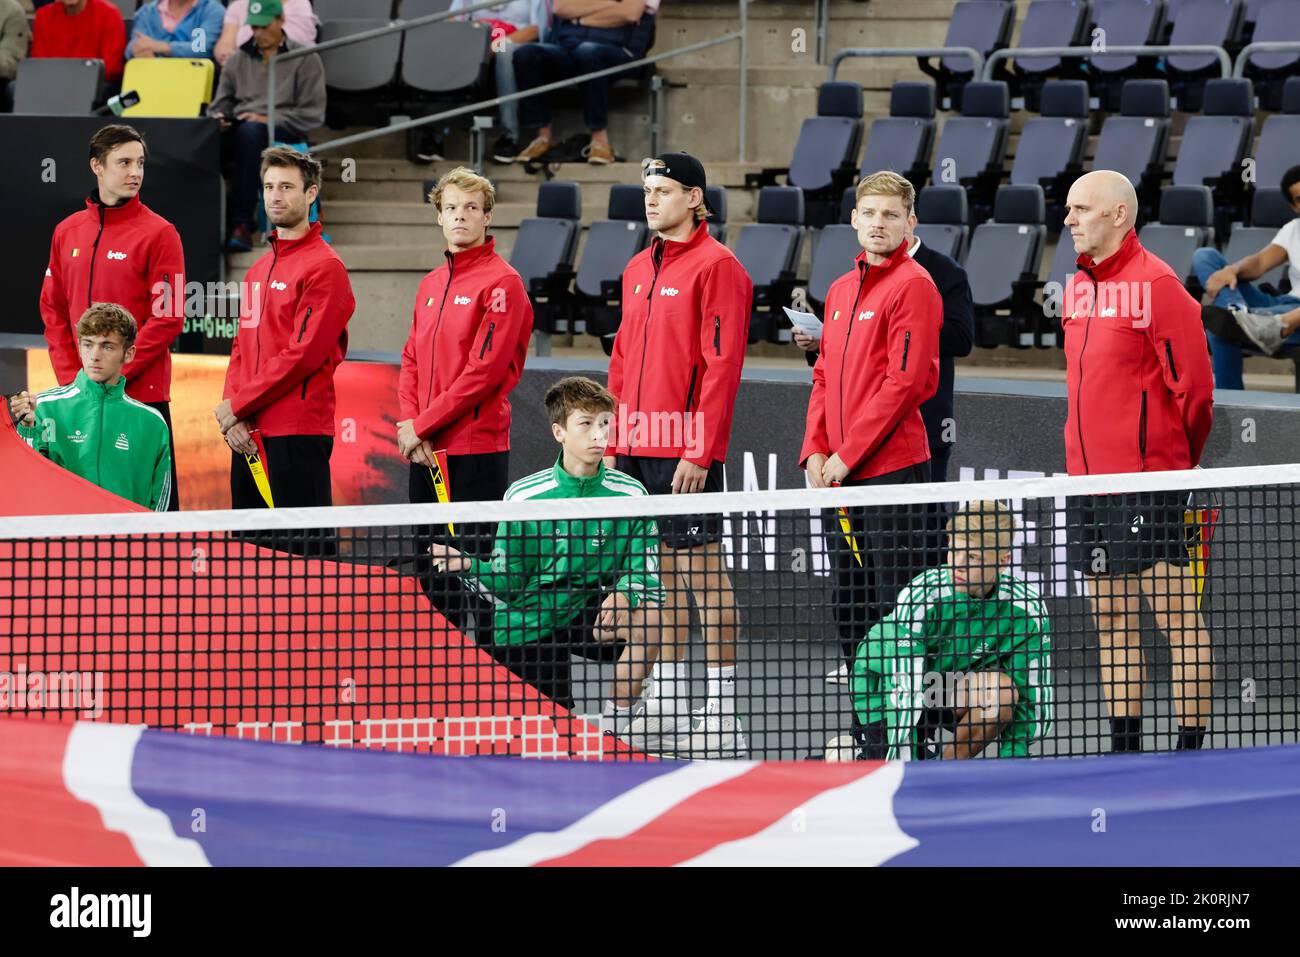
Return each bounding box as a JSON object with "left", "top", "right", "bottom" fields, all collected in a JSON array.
[
  {"left": 40, "top": 194, "right": 186, "bottom": 403},
  {"left": 398, "top": 237, "right": 533, "bottom": 454},
  {"left": 607, "top": 222, "right": 753, "bottom": 466},
  {"left": 1063, "top": 228, "right": 1214, "bottom": 475},
  {"left": 224, "top": 222, "right": 355, "bottom": 437},
  {"left": 801, "top": 243, "right": 943, "bottom": 481}
]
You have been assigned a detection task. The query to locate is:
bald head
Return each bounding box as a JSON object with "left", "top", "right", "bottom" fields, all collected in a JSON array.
[{"left": 1064, "top": 170, "right": 1139, "bottom": 263}]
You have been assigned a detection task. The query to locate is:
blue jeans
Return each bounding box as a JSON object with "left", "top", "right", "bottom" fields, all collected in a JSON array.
[
  {"left": 1191, "top": 246, "right": 1300, "bottom": 389},
  {"left": 495, "top": 41, "right": 521, "bottom": 139},
  {"left": 513, "top": 33, "right": 634, "bottom": 132}
]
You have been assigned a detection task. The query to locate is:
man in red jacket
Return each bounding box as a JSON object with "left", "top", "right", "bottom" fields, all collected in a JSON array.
[
  {"left": 41, "top": 124, "right": 186, "bottom": 508},
  {"left": 608, "top": 152, "right": 753, "bottom": 758},
  {"left": 214, "top": 147, "right": 355, "bottom": 543},
  {"left": 33, "top": 0, "right": 127, "bottom": 86},
  {"left": 801, "top": 170, "right": 943, "bottom": 754},
  {"left": 397, "top": 167, "right": 533, "bottom": 624},
  {"left": 1062, "top": 169, "right": 1215, "bottom": 753}
]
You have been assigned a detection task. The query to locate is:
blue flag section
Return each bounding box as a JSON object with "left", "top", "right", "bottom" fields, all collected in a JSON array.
[{"left": 3, "top": 719, "right": 1297, "bottom": 867}]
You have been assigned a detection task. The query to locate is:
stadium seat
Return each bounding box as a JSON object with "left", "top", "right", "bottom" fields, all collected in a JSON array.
[
  {"left": 400, "top": 21, "right": 491, "bottom": 95},
  {"left": 706, "top": 186, "right": 728, "bottom": 244},
  {"left": 1171, "top": 77, "right": 1254, "bottom": 230},
  {"left": 787, "top": 82, "right": 865, "bottom": 228},
  {"left": 109, "top": 0, "right": 138, "bottom": 15},
  {"left": 733, "top": 186, "right": 805, "bottom": 344},
  {"left": 1254, "top": 78, "right": 1300, "bottom": 191},
  {"left": 576, "top": 184, "right": 650, "bottom": 352},
  {"left": 929, "top": 80, "right": 1011, "bottom": 224},
  {"left": 859, "top": 82, "right": 937, "bottom": 194},
  {"left": 1011, "top": 0, "right": 1092, "bottom": 110},
  {"left": 1090, "top": 79, "right": 1171, "bottom": 221},
  {"left": 318, "top": 20, "right": 402, "bottom": 94},
  {"left": 1042, "top": 233, "right": 1082, "bottom": 343},
  {"left": 1138, "top": 185, "right": 1216, "bottom": 284},
  {"left": 120, "top": 58, "right": 214, "bottom": 117},
  {"left": 316, "top": 0, "right": 394, "bottom": 19},
  {"left": 1086, "top": 0, "right": 1167, "bottom": 110},
  {"left": 965, "top": 184, "right": 1048, "bottom": 347},
  {"left": 1165, "top": 0, "right": 1245, "bottom": 111},
  {"left": 512, "top": 181, "right": 582, "bottom": 335},
  {"left": 12, "top": 58, "right": 104, "bottom": 115},
  {"left": 807, "top": 225, "right": 861, "bottom": 314},
  {"left": 1216, "top": 188, "right": 1296, "bottom": 293},
  {"left": 914, "top": 185, "right": 970, "bottom": 262},
  {"left": 1010, "top": 79, "right": 1089, "bottom": 225},
  {"left": 1239, "top": 0, "right": 1300, "bottom": 109},
  {"left": 918, "top": 0, "right": 1016, "bottom": 110}
]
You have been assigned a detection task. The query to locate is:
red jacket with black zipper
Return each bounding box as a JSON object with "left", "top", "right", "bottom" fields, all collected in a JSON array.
[
  {"left": 40, "top": 192, "right": 186, "bottom": 403},
  {"left": 398, "top": 236, "right": 533, "bottom": 454},
  {"left": 223, "top": 222, "right": 355, "bottom": 438},
  {"left": 607, "top": 221, "right": 754, "bottom": 466},
  {"left": 801, "top": 242, "right": 943, "bottom": 481},
  {"left": 1063, "top": 228, "right": 1214, "bottom": 475}
]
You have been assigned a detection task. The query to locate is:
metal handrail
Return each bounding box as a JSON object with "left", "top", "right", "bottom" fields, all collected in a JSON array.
[
  {"left": 829, "top": 47, "right": 985, "bottom": 82},
  {"left": 268, "top": 0, "right": 752, "bottom": 162},
  {"left": 1234, "top": 41, "right": 1300, "bottom": 77},
  {"left": 982, "top": 44, "right": 1232, "bottom": 81}
]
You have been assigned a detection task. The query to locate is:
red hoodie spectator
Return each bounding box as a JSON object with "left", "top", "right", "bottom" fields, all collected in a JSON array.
[
  {"left": 1063, "top": 227, "right": 1214, "bottom": 475},
  {"left": 33, "top": 0, "right": 127, "bottom": 85}
]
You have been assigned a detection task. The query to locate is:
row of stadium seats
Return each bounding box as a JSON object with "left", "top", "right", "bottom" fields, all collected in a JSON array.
[{"left": 769, "top": 75, "right": 1300, "bottom": 239}]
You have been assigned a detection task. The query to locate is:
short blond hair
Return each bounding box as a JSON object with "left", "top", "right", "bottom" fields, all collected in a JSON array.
[
  {"left": 430, "top": 166, "right": 496, "bottom": 213},
  {"left": 77, "top": 303, "right": 137, "bottom": 346},
  {"left": 855, "top": 170, "right": 916, "bottom": 216},
  {"left": 948, "top": 500, "right": 1019, "bottom": 552}
]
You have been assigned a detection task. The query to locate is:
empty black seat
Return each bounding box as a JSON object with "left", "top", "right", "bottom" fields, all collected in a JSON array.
[
  {"left": 1172, "top": 77, "right": 1254, "bottom": 228},
  {"left": 914, "top": 185, "right": 971, "bottom": 262},
  {"left": 1012, "top": 0, "right": 1092, "bottom": 109},
  {"left": 1254, "top": 77, "right": 1300, "bottom": 190},
  {"left": 705, "top": 186, "right": 728, "bottom": 243},
  {"left": 789, "top": 82, "right": 865, "bottom": 228},
  {"left": 929, "top": 80, "right": 1011, "bottom": 223},
  {"left": 316, "top": 0, "right": 392, "bottom": 19},
  {"left": 1042, "top": 234, "right": 1083, "bottom": 336},
  {"left": 1138, "top": 185, "right": 1215, "bottom": 283},
  {"left": 734, "top": 186, "right": 805, "bottom": 344},
  {"left": 576, "top": 184, "right": 650, "bottom": 345},
  {"left": 401, "top": 20, "right": 491, "bottom": 95},
  {"left": 1239, "top": 0, "right": 1300, "bottom": 109},
  {"left": 512, "top": 181, "right": 582, "bottom": 334},
  {"left": 1010, "top": 79, "right": 1090, "bottom": 220},
  {"left": 918, "top": 1, "right": 1016, "bottom": 110},
  {"left": 1091, "top": 79, "right": 1171, "bottom": 218},
  {"left": 13, "top": 58, "right": 105, "bottom": 114},
  {"left": 808, "top": 225, "right": 861, "bottom": 312},
  {"left": 1086, "top": 0, "right": 1168, "bottom": 110},
  {"left": 318, "top": 20, "right": 402, "bottom": 93},
  {"left": 965, "top": 185, "right": 1049, "bottom": 346},
  {"left": 1165, "top": 0, "right": 1244, "bottom": 111},
  {"left": 860, "top": 82, "right": 937, "bottom": 193}
]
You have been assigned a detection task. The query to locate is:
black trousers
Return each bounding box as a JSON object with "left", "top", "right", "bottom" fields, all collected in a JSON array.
[
  {"left": 229, "top": 435, "right": 334, "bottom": 556},
  {"left": 145, "top": 400, "right": 180, "bottom": 512},
  {"left": 832, "top": 461, "right": 933, "bottom": 663},
  {"left": 410, "top": 451, "right": 510, "bottom": 629}
]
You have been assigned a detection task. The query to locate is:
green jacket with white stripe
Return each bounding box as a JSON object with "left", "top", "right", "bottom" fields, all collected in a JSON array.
[
  {"left": 463, "top": 454, "right": 664, "bottom": 646},
  {"left": 17, "top": 369, "right": 173, "bottom": 511},
  {"left": 851, "top": 566, "right": 1054, "bottom": 758}
]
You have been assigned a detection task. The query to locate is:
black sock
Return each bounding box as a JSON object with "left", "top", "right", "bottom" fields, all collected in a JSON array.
[
  {"left": 852, "top": 719, "right": 889, "bottom": 760},
  {"left": 1110, "top": 716, "right": 1143, "bottom": 753},
  {"left": 1176, "top": 726, "right": 1207, "bottom": 751}
]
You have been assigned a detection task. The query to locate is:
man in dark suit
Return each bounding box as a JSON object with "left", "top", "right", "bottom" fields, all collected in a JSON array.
[{"left": 795, "top": 226, "right": 975, "bottom": 481}]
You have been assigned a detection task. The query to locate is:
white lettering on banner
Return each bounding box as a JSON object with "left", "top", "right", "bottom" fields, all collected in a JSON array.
[{"left": 719, "top": 451, "right": 779, "bottom": 571}]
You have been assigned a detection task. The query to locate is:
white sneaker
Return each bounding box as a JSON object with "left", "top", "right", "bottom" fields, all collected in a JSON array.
[
  {"left": 825, "top": 662, "right": 849, "bottom": 685},
  {"left": 664, "top": 709, "right": 749, "bottom": 759},
  {"left": 1235, "top": 310, "right": 1287, "bottom": 355},
  {"left": 622, "top": 696, "right": 693, "bottom": 752},
  {"left": 822, "top": 734, "right": 859, "bottom": 762}
]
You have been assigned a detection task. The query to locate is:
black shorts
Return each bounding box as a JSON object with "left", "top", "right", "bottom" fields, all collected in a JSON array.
[
  {"left": 614, "top": 454, "right": 724, "bottom": 549},
  {"left": 1066, "top": 491, "right": 1192, "bottom": 576}
]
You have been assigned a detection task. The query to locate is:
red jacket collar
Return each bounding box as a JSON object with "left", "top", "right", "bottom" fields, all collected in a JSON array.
[
  {"left": 1075, "top": 227, "right": 1142, "bottom": 280},
  {"left": 85, "top": 192, "right": 146, "bottom": 221},
  {"left": 443, "top": 235, "right": 498, "bottom": 269},
  {"left": 650, "top": 221, "right": 711, "bottom": 261},
  {"left": 267, "top": 220, "right": 324, "bottom": 254},
  {"left": 854, "top": 238, "right": 912, "bottom": 277}
]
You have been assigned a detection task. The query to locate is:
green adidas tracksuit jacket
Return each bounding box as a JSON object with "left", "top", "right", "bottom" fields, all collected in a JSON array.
[
  {"left": 852, "top": 565, "right": 1054, "bottom": 758},
  {"left": 17, "top": 369, "right": 173, "bottom": 511},
  {"left": 462, "top": 455, "right": 664, "bottom": 646}
]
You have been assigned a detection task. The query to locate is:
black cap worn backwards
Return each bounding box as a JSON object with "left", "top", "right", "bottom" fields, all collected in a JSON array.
[{"left": 644, "top": 151, "right": 715, "bottom": 216}]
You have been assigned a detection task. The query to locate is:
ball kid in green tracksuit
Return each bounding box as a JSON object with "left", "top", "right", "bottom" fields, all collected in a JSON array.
[
  {"left": 851, "top": 499, "right": 1054, "bottom": 760},
  {"left": 429, "top": 377, "right": 674, "bottom": 732},
  {"left": 9, "top": 303, "right": 173, "bottom": 511}
]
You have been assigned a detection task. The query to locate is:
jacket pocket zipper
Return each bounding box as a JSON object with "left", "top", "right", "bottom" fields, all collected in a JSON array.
[
  {"left": 479, "top": 322, "right": 496, "bottom": 360},
  {"left": 684, "top": 363, "right": 699, "bottom": 413},
  {"left": 1164, "top": 339, "right": 1179, "bottom": 382},
  {"left": 713, "top": 315, "right": 721, "bottom": 357},
  {"left": 301, "top": 371, "right": 313, "bottom": 400},
  {"left": 901, "top": 331, "right": 911, "bottom": 371},
  {"left": 297, "top": 306, "right": 313, "bottom": 342},
  {"left": 1138, "top": 389, "right": 1148, "bottom": 468}
]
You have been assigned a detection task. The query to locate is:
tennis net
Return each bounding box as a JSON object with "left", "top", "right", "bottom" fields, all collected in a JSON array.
[{"left": 0, "top": 462, "right": 1296, "bottom": 761}]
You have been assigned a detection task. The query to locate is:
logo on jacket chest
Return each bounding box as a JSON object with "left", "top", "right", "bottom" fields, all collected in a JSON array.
[
  {"left": 269, "top": 280, "right": 288, "bottom": 291},
  {"left": 858, "top": 310, "right": 874, "bottom": 321},
  {"left": 454, "top": 295, "right": 472, "bottom": 305},
  {"left": 659, "top": 287, "right": 680, "bottom": 297},
  {"left": 105, "top": 250, "right": 128, "bottom": 261},
  {"left": 68, "top": 429, "right": 89, "bottom": 445},
  {"left": 114, "top": 433, "right": 130, "bottom": 451}
]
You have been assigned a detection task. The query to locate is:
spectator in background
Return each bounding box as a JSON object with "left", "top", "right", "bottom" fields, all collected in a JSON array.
[
  {"left": 126, "top": 0, "right": 225, "bottom": 60},
  {"left": 213, "top": 0, "right": 316, "bottom": 67},
  {"left": 0, "top": 0, "right": 29, "bottom": 110},
  {"left": 32, "top": 0, "right": 127, "bottom": 87},
  {"left": 208, "top": 0, "right": 325, "bottom": 252},
  {"left": 512, "top": 0, "right": 657, "bottom": 166}
]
